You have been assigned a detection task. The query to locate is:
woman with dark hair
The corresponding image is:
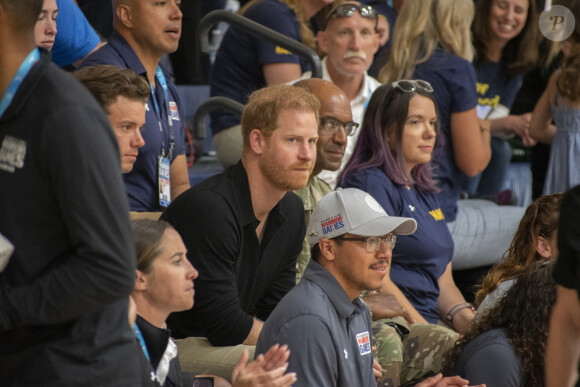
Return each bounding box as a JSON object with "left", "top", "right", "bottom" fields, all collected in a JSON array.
[
  {"left": 130, "top": 219, "right": 297, "bottom": 387},
  {"left": 379, "top": 0, "right": 525, "bottom": 271},
  {"left": 444, "top": 260, "right": 557, "bottom": 387},
  {"left": 475, "top": 192, "right": 563, "bottom": 314},
  {"left": 465, "top": 0, "right": 539, "bottom": 196},
  {"left": 339, "top": 81, "right": 475, "bottom": 333}
]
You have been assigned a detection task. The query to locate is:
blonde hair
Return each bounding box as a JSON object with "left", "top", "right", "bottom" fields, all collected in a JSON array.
[
  {"left": 379, "top": 0, "right": 474, "bottom": 82},
  {"left": 240, "top": 0, "right": 315, "bottom": 50}
]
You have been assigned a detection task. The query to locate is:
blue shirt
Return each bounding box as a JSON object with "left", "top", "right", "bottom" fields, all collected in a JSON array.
[
  {"left": 52, "top": 0, "right": 101, "bottom": 67},
  {"left": 474, "top": 59, "right": 522, "bottom": 113},
  {"left": 79, "top": 31, "right": 186, "bottom": 211},
  {"left": 454, "top": 328, "right": 523, "bottom": 387},
  {"left": 209, "top": 0, "right": 310, "bottom": 135},
  {"left": 256, "top": 260, "right": 375, "bottom": 387},
  {"left": 341, "top": 168, "right": 454, "bottom": 323},
  {"left": 413, "top": 49, "right": 478, "bottom": 221}
]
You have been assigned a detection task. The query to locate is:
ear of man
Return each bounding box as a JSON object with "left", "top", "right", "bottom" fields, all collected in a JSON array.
[
  {"left": 318, "top": 239, "right": 337, "bottom": 263},
  {"left": 116, "top": 4, "right": 133, "bottom": 29},
  {"left": 317, "top": 30, "right": 329, "bottom": 55},
  {"left": 249, "top": 128, "right": 266, "bottom": 155}
]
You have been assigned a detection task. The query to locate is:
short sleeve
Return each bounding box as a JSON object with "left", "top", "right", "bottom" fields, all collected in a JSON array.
[
  {"left": 246, "top": 2, "right": 303, "bottom": 66},
  {"left": 448, "top": 59, "right": 478, "bottom": 114}
]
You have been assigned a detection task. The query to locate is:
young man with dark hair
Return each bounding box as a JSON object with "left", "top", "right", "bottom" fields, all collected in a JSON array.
[
  {"left": 75, "top": 64, "right": 149, "bottom": 173},
  {"left": 256, "top": 188, "right": 416, "bottom": 386}
]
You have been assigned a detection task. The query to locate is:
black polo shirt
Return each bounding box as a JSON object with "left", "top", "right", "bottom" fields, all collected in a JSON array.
[{"left": 162, "top": 161, "right": 305, "bottom": 346}]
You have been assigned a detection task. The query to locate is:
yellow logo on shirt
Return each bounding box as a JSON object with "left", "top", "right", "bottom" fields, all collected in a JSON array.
[
  {"left": 429, "top": 208, "right": 445, "bottom": 221},
  {"left": 476, "top": 82, "right": 500, "bottom": 107},
  {"left": 478, "top": 95, "right": 500, "bottom": 108},
  {"left": 275, "top": 46, "right": 292, "bottom": 55},
  {"left": 476, "top": 82, "right": 489, "bottom": 95}
]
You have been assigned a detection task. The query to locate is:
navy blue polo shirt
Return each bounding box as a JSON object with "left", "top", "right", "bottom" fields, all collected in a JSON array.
[{"left": 79, "top": 31, "right": 186, "bottom": 211}]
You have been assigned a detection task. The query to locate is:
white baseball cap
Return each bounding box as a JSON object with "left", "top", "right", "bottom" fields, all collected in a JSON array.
[{"left": 307, "top": 188, "right": 417, "bottom": 246}]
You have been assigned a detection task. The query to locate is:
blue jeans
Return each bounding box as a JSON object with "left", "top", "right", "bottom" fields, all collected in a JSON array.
[
  {"left": 463, "top": 137, "right": 512, "bottom": 196},
  {"left": 447, "top": 199, "right": 525, "bottom": 270}
]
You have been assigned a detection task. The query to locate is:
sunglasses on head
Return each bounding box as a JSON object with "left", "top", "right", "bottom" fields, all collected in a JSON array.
[
  {"left": 322, "top": 4, "right": 378, "bottom": 30},
  {"left": 392, "top": 79, "right": 434, "bottom": 93}
]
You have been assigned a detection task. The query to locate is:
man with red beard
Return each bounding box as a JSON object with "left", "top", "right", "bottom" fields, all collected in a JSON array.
[{"left": 160, "top": 84, "right": 320, "bottom": 381}]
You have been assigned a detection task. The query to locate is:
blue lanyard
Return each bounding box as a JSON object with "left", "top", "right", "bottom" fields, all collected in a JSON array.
[
  {"left": 133, "top": 322, "right": 151, "bottom": 361},
  {"left": 149, "top": 66, "right": 175, "bottom": 160},
  {"left": 363, "top": 81, "right": 372, "bottom": 112},
  {"left": 0, "top": 49, "right": 40, "bottom": 119}
]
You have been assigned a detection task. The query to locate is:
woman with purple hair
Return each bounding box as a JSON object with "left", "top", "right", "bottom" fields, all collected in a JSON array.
[{"left": 339, "top": 81, "right": 475, "bottom": 333}]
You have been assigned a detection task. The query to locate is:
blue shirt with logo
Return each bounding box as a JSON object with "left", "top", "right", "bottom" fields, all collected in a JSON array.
[
  {"left": 474, "top": 59, "right": 522, "bottom": 115},
  {"left": 342, "top": 167, "right": 454, "bottom": 323},
  {"left": 78, "top": 31, "right": 186, "bottom": 211},
  {"left": 209, "top": 0, "right": 310, "bottom": 135}
]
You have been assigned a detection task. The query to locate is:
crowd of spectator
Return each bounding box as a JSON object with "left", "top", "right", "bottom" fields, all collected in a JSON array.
[{"left": 3, "top": 0, "right": 580, "bottom": 386}]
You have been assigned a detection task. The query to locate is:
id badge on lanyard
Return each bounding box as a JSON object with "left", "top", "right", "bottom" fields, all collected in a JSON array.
[
  {"left": 150, "top": 66, "right": 175, "bottom": 208},
  {"left": 158, "top": 156, "right": 171, "bottom": 208}
]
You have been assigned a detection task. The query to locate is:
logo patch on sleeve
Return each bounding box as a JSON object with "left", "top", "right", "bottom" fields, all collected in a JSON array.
[
  {"left": 0, "top": 136, "right": 26, "bottom": 173},
  {"left": 356, "top": 331, "right": 371, "bottom": 356}
]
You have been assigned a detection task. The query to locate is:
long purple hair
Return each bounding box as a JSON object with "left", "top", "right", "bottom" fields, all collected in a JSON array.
[{"left": 339, "top": 82, "right": 443, "bottom": 192}]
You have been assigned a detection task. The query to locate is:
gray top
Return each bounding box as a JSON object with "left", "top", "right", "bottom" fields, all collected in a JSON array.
[
  {"left": 256, "top": 260, "right": 376, "bottom": 387},
  {"left": 477, "top": 279, "right": 515, "bottom": 316},
  {"left": 454, "top": 327, "right": 524, "bottom": 387}
]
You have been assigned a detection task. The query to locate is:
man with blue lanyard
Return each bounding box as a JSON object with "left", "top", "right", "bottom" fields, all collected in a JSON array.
[
  {"left": 0, "top": 0, "right": 145, "bottom": 384},
  {"left": 79, "top": 0, "right": 190, "bottom": 212}
]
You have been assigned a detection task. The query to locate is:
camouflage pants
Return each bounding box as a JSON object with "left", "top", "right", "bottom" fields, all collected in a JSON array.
[{"left": 372, "top": 317, "right": 458, "bottom": 387}]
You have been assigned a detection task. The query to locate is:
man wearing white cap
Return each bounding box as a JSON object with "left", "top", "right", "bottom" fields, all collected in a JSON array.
[{"left": 255, "top": 188, "right": 416, "bottom": 386}]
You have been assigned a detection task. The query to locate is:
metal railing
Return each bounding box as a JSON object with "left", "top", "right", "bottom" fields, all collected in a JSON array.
[
  {"left": 198, "top": 10, "right": 322, "bottom": 79},
  {"left": 193, "top": 10, "right": 323, "bottom": 141},
  {"left": 193, "top": 97, "right": 244, "bottom": 140}
]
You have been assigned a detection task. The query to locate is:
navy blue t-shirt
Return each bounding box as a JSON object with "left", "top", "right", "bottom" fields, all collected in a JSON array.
[
  {"left": 79, "top": 31, "right": 186, "bottom": 211},
  {"left": 413, "top": 49, "right": 478, "bottom": 221},
  {"left": 209, "top": 0, "right": 310, "bottom": 135},
  {"left": 341, "top": 168, "right": 454, "bottom": 323},
  {"left": 474, "top": 59, "right": 522, "bottom": 117}
]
